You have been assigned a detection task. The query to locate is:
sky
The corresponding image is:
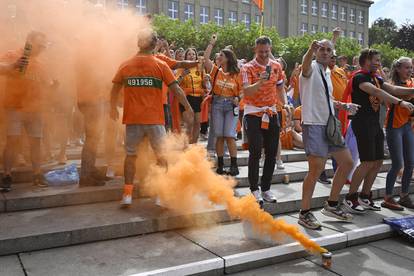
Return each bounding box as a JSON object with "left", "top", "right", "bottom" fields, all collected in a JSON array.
[{"left": 369, "top": 0, "right": 414, "bottom": 26}]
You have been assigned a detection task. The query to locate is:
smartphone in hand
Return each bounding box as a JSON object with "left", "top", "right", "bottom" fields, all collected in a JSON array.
[{"left": 265, "top": 65, "right": 271, "bottom": 80}]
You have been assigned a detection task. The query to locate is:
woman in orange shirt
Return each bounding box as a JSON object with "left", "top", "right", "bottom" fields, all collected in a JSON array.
[
  {"left": 383, "top": 57, "right": 414, "bottom": 210},
  {"left": 204, "top": 35, "right": 242, "bottom": 176},
  {"left": 176, "top": 48, "right": 205, "bottom": 143}
]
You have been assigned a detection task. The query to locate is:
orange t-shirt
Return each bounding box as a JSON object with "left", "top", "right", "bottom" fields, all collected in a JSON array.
[
  {"left": 112, "top": 54, "right": 176, "bottom": 125},
  {"left": 281, "top": 129, "right": 294, "bottom": 150},
  {"left": 385, "top": 79, "right": 414, "bottom": 129},
  {"left": 154, "top": 54, "right": 178, "bottom": 105},
  {"left": 176, "top": 67, "right": 204, "bottom": 97},
  {"left": 293, "top": 106, "right": 302, "bottom": 121},
  {"left": 330, "top": 66, "right": 348, "bottom": 101},
  {"left": 210, "top": 65, "right": 242, "bottom": 97},
  {"left": 1, "top": 50, "right": 47, "bottom": 112},
  {"left": 241, "top": 58, "right": 284, "bottom": 107}
]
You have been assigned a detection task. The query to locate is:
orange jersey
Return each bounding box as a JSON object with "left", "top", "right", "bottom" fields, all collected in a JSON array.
[
  {"left": 241, "top": 58, "right": 284, "bottom": 107},
  {"left": 210, "top": 65, "right": 242, "bottom": 97},
  {"left": 281, "top": 130, "right": 294, "bottom": 150},
  {"left": 1, "top": 50, "right": 47, "bottom": 112},
  {"left": 330, "top": 66, "right": 348, "bottom": 101},
  {"left": 112, "top": 54, "right": 176, "bottom": 125},
  {"left": 386, "top": 79, "right": 414, "bottom": 129},
  {"left": 176, "top": 67, "right": 204, "bottom": 97}
]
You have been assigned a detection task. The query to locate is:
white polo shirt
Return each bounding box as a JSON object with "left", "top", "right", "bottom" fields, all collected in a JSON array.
[{"left": 299, "top": 60, "right": 334, "bottom": 125}]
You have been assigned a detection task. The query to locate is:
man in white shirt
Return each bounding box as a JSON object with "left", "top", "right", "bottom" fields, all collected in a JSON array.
[{"left": 299, "top": 39, "right": 358, "bottom": 229}]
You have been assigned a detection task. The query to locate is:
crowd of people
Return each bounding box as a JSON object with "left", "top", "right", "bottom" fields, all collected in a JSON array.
[{"left": 1, "top": 25, "right": 414, "bottom": 229}]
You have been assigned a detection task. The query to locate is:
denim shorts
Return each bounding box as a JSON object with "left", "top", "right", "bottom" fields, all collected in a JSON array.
[
  {"left": 211, "top": 96, "right": 238, "bottom": 138},
  {"left": 302, "top": 124, "right": 346, "bottom": 158},
  {"left": 125, "top": 124, "right": 166, "bottom": 156},
  {"left": 5, "top": 108, "right": 43, "bottom": 138}
]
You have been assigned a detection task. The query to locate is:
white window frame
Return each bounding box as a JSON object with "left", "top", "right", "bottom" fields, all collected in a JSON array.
[
  {"left": 349, "top": 8, "right": 355, "bottom": 23},
  {"left": 301, "top": 0, "right": 308, "bottom": 15},
  {"left": 322, "top": 26, "right": 328, "bottom": 33},
  {"left": 255, "top": 14, "right": 261, "bottom": 24},
  {"left": 117, "top": 0, "right": 128, "bottom": 10},
  {"left": 214, "top": 9, "right": 224, "bottom": 26},
  {"left": 340, "top": 6, "right": 346, "bottom": 22},
  {"left": 312, "top": 0, "right": 318, "bottom": 16},
  {"left": 184, "top": 3, "right": 194, "bottom": 21},
  {"left": 358, "top": 32, "right": 364, "bottom": 45},
  {"left": 135, "top": 0, "right": 146, "bottom": 14},
  {"left": 349, "top": 31, "right": 356, "bottom": 39},
  {"left": 200, "top": 6, "right": 209, "bottom": 24},
  {"left": 311, "top": 24, "right": 318, "bottom": 34},
  {"left": 168, "top": 1, "right": 179, "bottom": 19},
  {"left": 358, "top": 10, "right": 364, "bottom": 25},
  {"left": 229, "top": 11, "right": 237, "bottom": 24},
  {"left": 242, "top": 13, "right": 250, "bottom": 27},
  {"left": 321, "top": 2, "right": 328, "bottom": 18},
  {"left": 300, "top": 23, "right": 308, "bottom": 36},
  {"left": 331, "top": 4, "right": 337, "bottom": 20}
]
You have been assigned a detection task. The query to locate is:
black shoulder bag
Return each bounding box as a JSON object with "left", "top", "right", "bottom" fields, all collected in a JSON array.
[{"left": 319, "top": 68, "right": 345, "bottom": 147}]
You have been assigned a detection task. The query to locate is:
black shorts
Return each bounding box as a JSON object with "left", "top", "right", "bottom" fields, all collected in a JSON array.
[
  {"left": 352, "top": 119, "right": 384, "bottom": 161},
  {"left": 180, "top": 95, "right": 202, "bottom": 113}
]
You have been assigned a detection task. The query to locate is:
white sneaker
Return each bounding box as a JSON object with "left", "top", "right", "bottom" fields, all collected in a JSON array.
[
  {"left": 252, "top": 190, "right": 263, "bottom": 205},
  {"left": 120, "top": 195, "right": 132, "bottom": 207},
  {"left": 262, "top": 190, "right": 277, "bottom": 203},
  {"left": 276, "top": 159, "right": 285, "bottom": 170},
  {"left": 106, "top": 166, "right": 116, "bottom": 178}
]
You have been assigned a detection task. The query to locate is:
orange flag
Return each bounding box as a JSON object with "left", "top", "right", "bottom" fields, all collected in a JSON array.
[{"left": 253, "top": 0, "right": 264, "bottom": 11}]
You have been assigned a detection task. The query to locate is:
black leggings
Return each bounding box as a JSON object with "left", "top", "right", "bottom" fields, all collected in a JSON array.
[{"left": 245, "top": 114, "right": 280, "bottom": 192}]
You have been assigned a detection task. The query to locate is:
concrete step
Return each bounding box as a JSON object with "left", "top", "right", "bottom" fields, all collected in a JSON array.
[
  {"left": 6, "top": 198, "right": 414, "bottom": 276},
  {"left": 0, "top": 150, "right": 307, "bottom": 183},
  {"left": 0, "top": 160, "right": 391, "bottom": 213},
  {"left": 0, "top": 173, "right": 410, "bottom": 256}
]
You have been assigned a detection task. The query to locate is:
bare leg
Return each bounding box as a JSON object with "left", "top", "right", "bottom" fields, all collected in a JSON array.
[
  {"left": 225, "top": 137, "right": 237, "bottom": 157},
  {"left": 124, "top": 155, "right": 137, "bottom": 184},
  {"left": 361, "top": 160, "right": 383, "bottom": 195},
  {"left": 348, "top": 161, "right": 375, "bottom": 195},
  {"left": 216, "top": 137, "right": 224, "bottom": 157},
  {"left": 329, "top": 149, "right": 354, "bottom": 202},
  {"left": 3, "top": 136, "right": 20, "bottom": 175},
  {"left": 301, "top": 155, "right": 326, "bottom": 210}
]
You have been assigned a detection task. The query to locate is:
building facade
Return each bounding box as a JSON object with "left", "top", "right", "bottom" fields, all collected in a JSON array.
[{"left": 99, "top": 0, "right": 373, "bottom": 46}]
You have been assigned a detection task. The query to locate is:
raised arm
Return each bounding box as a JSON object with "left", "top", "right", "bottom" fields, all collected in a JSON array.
[
  {"left": 302, "top": 41, "right": 320, "bottom": 78},
  {"left": 203, "top": 34, "right": 217, "bottom": 74},
  {"left": 242, "top": 71, "right": 269, "bottom": 97},
  {"left": 109, "top": 83, "right": 123, "bottom": 121}
]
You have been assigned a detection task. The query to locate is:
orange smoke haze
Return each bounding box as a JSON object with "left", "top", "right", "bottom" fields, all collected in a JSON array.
[{"left": 140, "top": 134, "right": 327, "bottom": 254}]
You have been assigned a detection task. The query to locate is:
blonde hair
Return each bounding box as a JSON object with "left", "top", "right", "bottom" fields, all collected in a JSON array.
[{"left": 390, "top": 56, "right": 412, "bottom": 85}]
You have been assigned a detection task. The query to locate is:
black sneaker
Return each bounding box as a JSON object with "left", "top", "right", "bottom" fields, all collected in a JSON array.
[
  {"left": 79, "top": 176, "right": 105, "bottom": 187},
  {"left": 318, "top": 173, "right": 331, "bottom": 185},
  {"left": 1, "top": 175, "right": 12, "bottom": 192},
  {"left": 33, "top": 174, "right": 48, "bottom": 188},
  {"left": 228, "top": 165, "right": 239, "bottom": 176},
  {"left": 216, "top": 166, "right": 225, "bottom": 175}
]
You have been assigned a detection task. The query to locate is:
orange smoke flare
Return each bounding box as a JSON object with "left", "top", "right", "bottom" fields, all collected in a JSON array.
[{"left": 140, "top": 134, "right": 327, "bottom": 254}]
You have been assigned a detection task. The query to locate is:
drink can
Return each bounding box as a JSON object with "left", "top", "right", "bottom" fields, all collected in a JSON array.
[
  {"left": 321, "top": 252, "right": 332, "bottom": 269},
  {"left": 283, "top": 174, "right": 289, "bottom": 184}
]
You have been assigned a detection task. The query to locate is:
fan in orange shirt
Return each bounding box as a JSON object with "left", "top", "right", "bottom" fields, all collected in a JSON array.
[
  {"left": 110, "top": 32, "right": 194, "bottom": 207},
  {"left": 329, "top": 54, "right": 348, "bottom": 101}
]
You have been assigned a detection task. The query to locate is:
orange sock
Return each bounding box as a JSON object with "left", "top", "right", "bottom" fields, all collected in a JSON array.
[{"left": 123, "top": 184, "right": 134, "bottom": 196}]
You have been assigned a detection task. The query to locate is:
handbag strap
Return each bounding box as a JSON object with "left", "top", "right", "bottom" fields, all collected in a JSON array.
[
  {"left": 210, "top": 66, "right": 220, "bottom": 96},
  {"left": 319, "top": 67, "right": 333, "bottom": 116}
]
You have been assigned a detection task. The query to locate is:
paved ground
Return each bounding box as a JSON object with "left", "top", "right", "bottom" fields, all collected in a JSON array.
[{"left": 233, "top": 237, "right": 414, "bottom": 276}]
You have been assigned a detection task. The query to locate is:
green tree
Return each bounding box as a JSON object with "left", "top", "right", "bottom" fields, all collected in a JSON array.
[
  {"left": 395, "top": 22, "right": 414, "bottom": 51},
  {"left": 369, "top": 18, "right": 398, "bottom": 47}
]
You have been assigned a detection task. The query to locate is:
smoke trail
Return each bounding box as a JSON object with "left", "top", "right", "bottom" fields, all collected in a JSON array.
[{"left": 140, "top": 134, "right": 327, "bottom": 254}]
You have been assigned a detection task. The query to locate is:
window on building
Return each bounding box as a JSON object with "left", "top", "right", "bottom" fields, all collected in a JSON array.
[
  {"left": 331, "top": 4, "right": 337, "bottom": 20},
  {"left": 322, "top": 26, "right": 328, "bottom": 33},
  {"left": 311, "top": 24, "right": 318, "bottom": 34},
  {"left": 341, "top": 30, "right": 346, "bottom": 37},
  {"left": 358, "top": 32, "right": 364, "bottom": 45},
  {"left": 135, "top": 0, "right": 146, "bottom": 14},
  {"left": 301, "top": 0, "right": 308, "bottom": 15},
  {"left": 117, "top": 0, "right": 128, "bottom": 10},
  {"left": 349, "top": 8, "right": 355, "bottom": 23},
  {"left": 242, "top": 0, "right": 250, "bottom": 3},
  {"left": 312, "top": 1, "right": 318, "bottom": 16},
  {"left": 229, "top": 11, "right": 238, "bottom": 24},
  {"left": 349, "top": 31, "right": 356, "bottom": 39},
  {"left": 321, "top": 2, "right": 328, "bottom": 17},
  {"left": 340, "top": 6, "right": 347, "bottom": 21},
  {"left": 184, "top": 3, "right": 194, "bottom": 21},
  {"left": 214, "top": 9, "right": 224, "bottom": 26},
  {"left": 300, "top": 23, "right": 308, "bottom": 36},
  {"left": 200, "top": 6, "right": 209, "bottom": 24},
  {"left": 358, "top": 10, "right": 364, "bottom": 24},
  {"left": 256, "top": 14, "right": 261, "bottom": 24},
  {"left": 168, "top": 1, "right": 179, "bottom": 19},
  {"left": 242, "top": 13, "right": 250, "bottom": 28}
]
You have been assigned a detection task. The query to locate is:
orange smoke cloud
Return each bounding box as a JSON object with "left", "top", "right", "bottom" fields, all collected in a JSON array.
[{"left": 140, "top": 134, "right": 327, "bottom": 254}]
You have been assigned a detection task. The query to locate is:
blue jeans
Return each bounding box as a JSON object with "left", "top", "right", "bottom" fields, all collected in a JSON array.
[
  {"left": 385, "top": 123, "right": 414, "bottom": 195},
  {"left": 211, "top": 96, "right": 238, "bottom": 138}
]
